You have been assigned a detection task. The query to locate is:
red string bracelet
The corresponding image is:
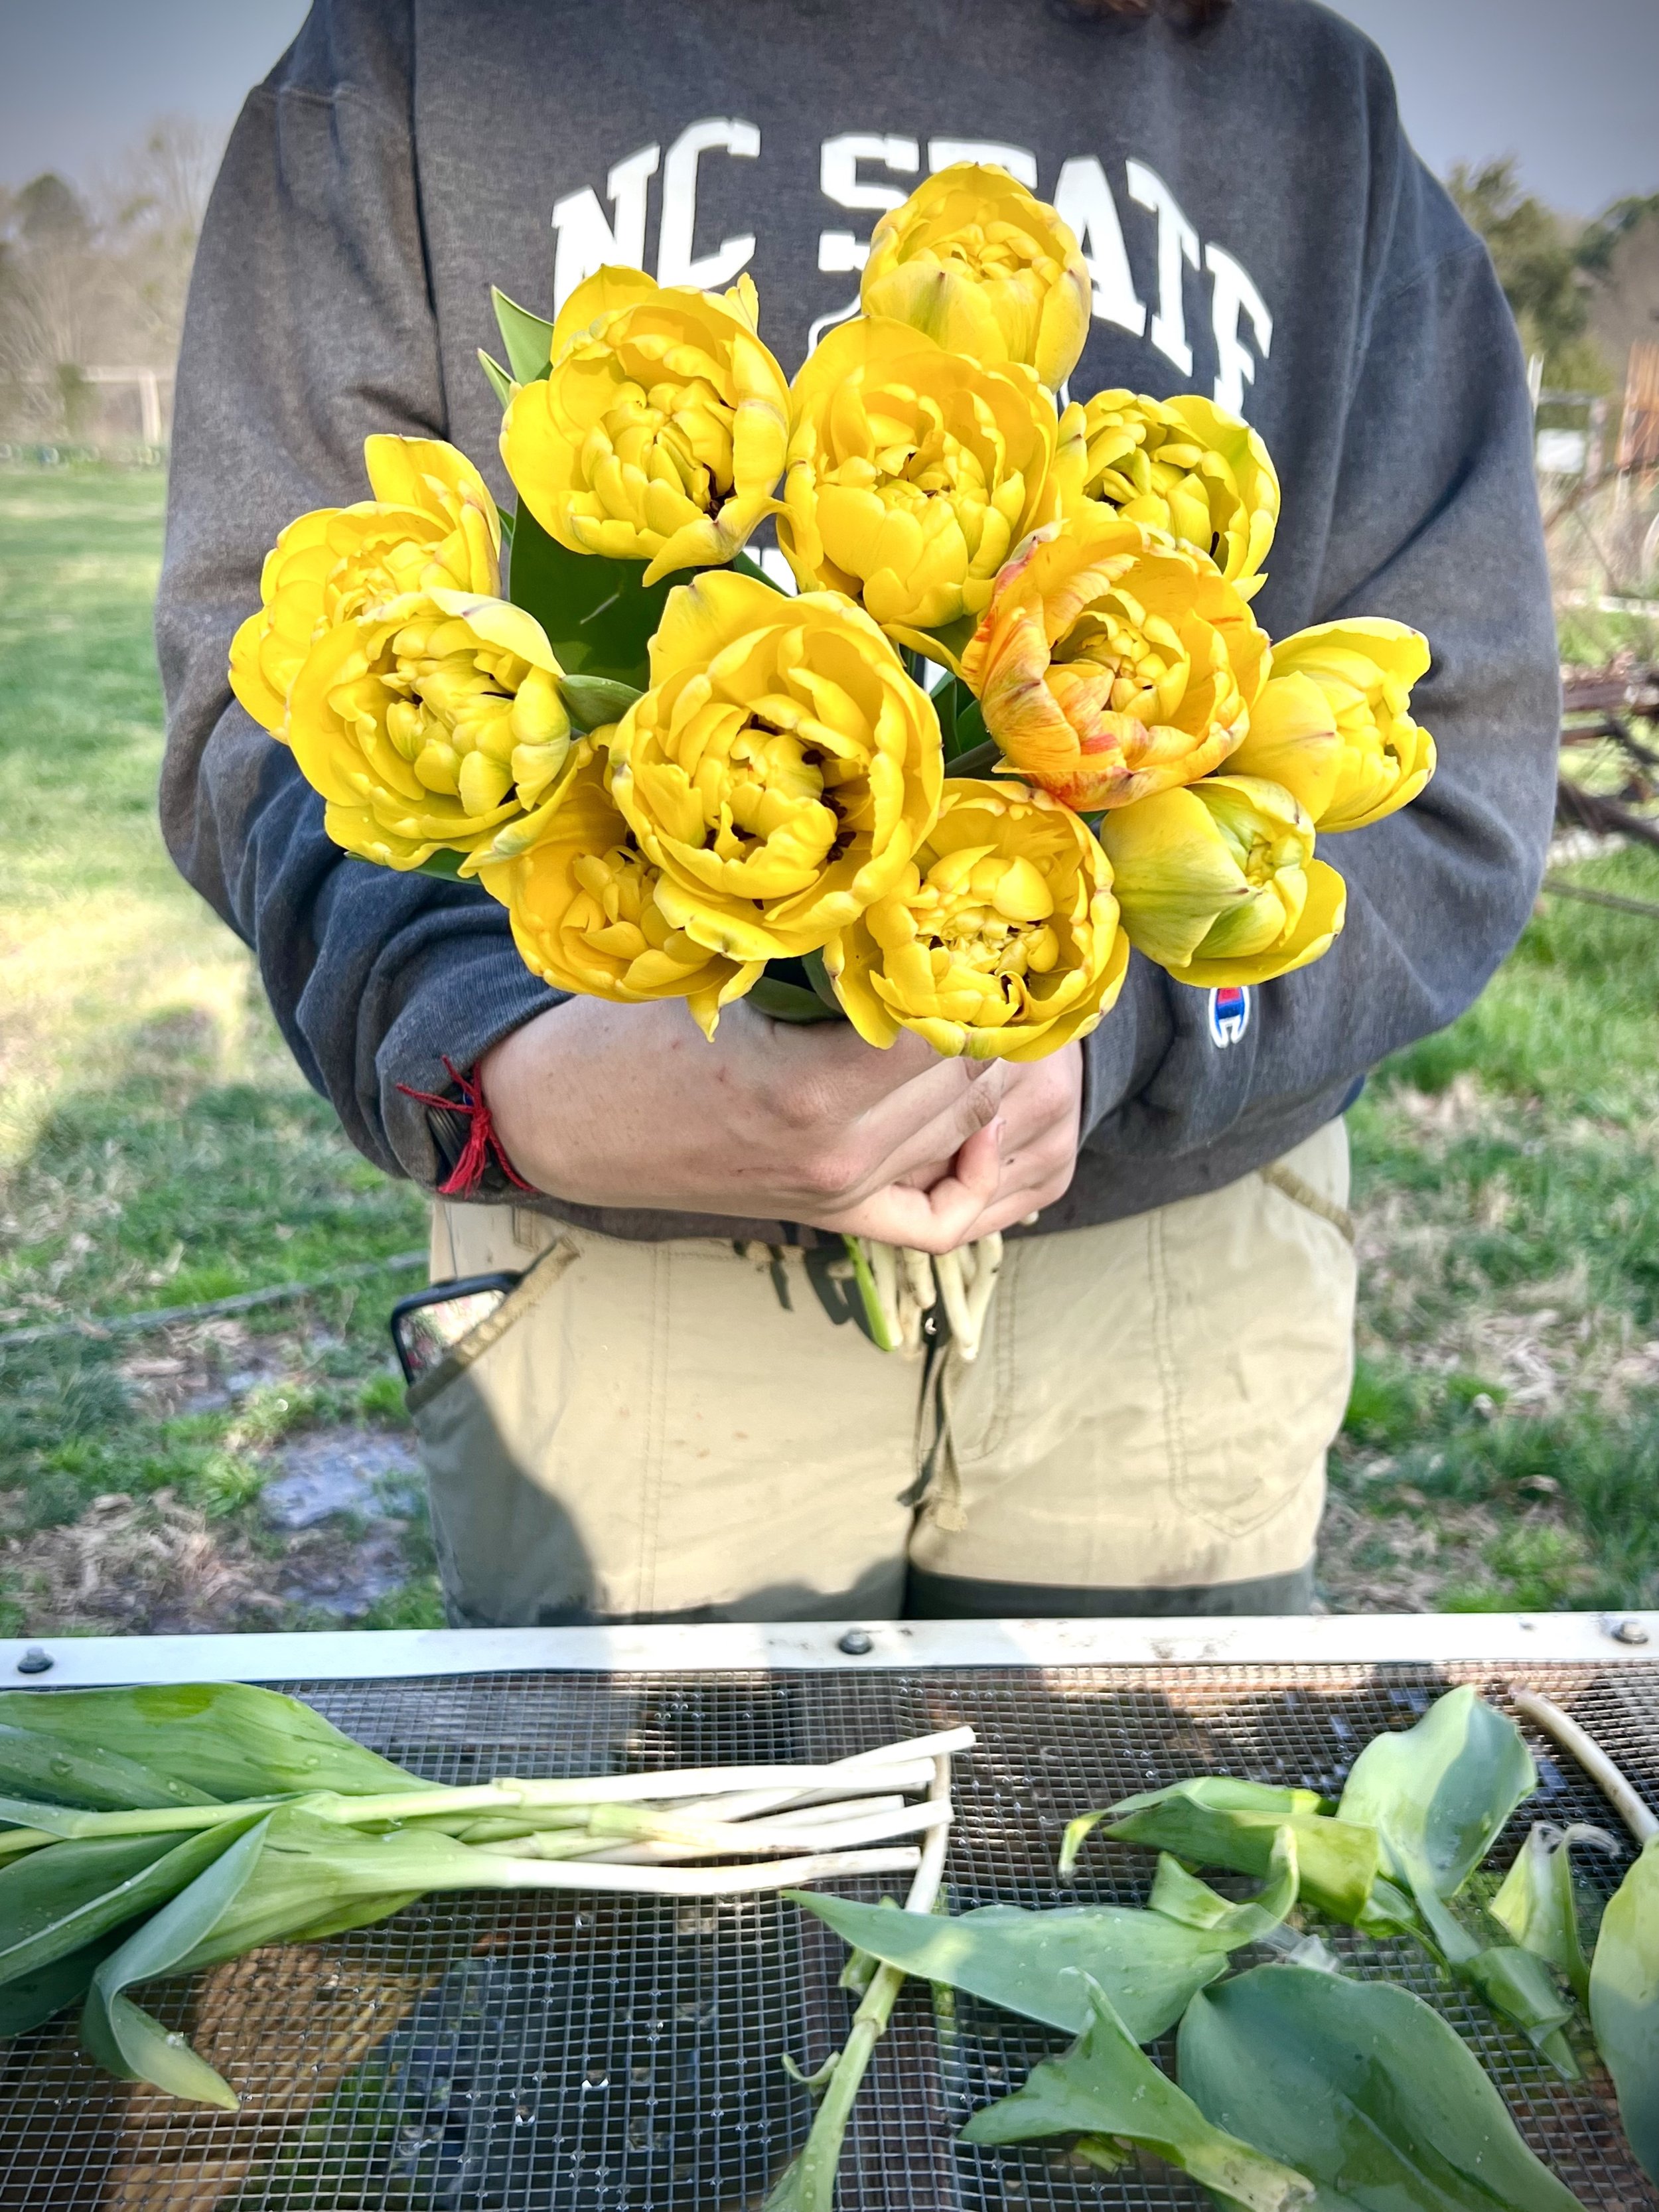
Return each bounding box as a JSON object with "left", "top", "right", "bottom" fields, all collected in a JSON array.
[{"left": 396, "top": 1057, "right": 536, "bottom": 1198}]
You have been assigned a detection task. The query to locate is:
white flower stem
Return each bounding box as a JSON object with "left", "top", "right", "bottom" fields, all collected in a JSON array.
[{"left": 1512, "top": 1687, "right": 1658, "bottom": 1843}]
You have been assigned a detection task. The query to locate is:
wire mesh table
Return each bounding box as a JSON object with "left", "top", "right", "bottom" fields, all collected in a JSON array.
[{"left": 2, "top": 1619, "right": 1656, "bottom": 2211}]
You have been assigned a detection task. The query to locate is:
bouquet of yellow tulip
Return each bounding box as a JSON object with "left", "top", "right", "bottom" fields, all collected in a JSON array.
[{"left": 230, "top": 165, "right": 1435, "bottom": 1355}]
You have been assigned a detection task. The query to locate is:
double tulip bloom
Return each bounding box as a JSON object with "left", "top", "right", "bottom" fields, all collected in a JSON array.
[
  {"left": 285, "top": 591, "right": 573, "bottom": 870},
  {"left": 606, "top": 571, "right": 942, "bottom": 964},
  {"left": 860, "top": 163, "right": 1092, "bottom": 393},
  {"left": 476, "top": 755, "right": 761, "bottom": 1039},
  {"left": 1100, "top": 775, "right": 1347, "bottom": 988},
  {"left": 778, "top": 317, "right": 1063, "bottom": 658},
  {"left": 234, "top": 160, "right": 1437, "bottom": 1064},
  {"left": 827, "top": 779, "right": 1126, "bottom": 1061},
  {"left": 962, "top": 508, "right": 1269, "bottom": 812},
  {"left": 1062, "top": 388, "right": 1280, "bottom": 597},
  {"left": 500, "top": 268, "right": 790, "bottom": 583},
  {"left": 230, "top": 438, "right": 502, "bottom": 739}
]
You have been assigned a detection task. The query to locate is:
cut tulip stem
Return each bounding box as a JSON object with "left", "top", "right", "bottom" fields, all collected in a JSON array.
[
  {"left": 1511, "top": 1687, "right": 1659, "bottom": 1844},
  {"left": 766, "top": 1753, "right": 955, "bottom": 2207}
]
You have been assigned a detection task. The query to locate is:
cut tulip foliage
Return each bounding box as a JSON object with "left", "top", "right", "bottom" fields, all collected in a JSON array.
[
  {"left": 791, "top": 1824, "right": 1299, "bottom": 2045},
  {"left": 0, "top": 1682, "right": 970, "bottom": 2110},
  {"left": 5, "top": 1678, "right": 1653, "bottom": 2200},
  {"left": 1589, "top": 1836, "right": 1659, "bottom": 2183},
  {"left": 1178, "top": 1965, "right": 1585, "bottom": 2212},
  {"left": 1061, "top": 1773, "right": 1379, "bottom": 1922},
  {"left": 960, "top": 1974, "right": 1312, "bottom": 2212}
]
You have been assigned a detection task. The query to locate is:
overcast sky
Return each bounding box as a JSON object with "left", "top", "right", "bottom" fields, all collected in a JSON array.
[{"left": 1, "top": 0, "right": 1654, "bottom": 218}]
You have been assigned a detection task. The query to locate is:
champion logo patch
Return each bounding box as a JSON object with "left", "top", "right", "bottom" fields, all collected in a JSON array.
[{"left": 1208, "top": 984, "right": 1252, "bottom": 1048}]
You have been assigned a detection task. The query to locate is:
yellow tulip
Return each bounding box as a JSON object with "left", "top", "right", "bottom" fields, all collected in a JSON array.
[
  {"left": 605, "top": 569, "right": 942, "bottom": 962},
  {"left": 476, "top": 755, "right": 760, "bottom": 1038},
  {"left": 229, "top": 437, "right": 501, "bottom": 736},
  {"left": 1228, "top": 619, "right": 1435, "bottom": 831},
  {"left": 1098, "top": 773, "right": 1346, "bottom": 986},
  {"left": 777, "top": 316, "right": 1061, "bottom": 664},
  {"left": 960, "top": 508, "right": 1268, "bottom": 812},
  {"left": 826, "top": 776, "right": 1127, "bottom": 1061},
  {"left": 861, "top": 163, "right": 1092, "bottom": 392},
  {"left": 499, "top": 265, "right": 790, "bottom": 585},
  {"left": 284, "top": 589, "right": 573, "bottom": 869},
  {"left": 1057, "top": 389, "right": 1279, "bottom": 597}
]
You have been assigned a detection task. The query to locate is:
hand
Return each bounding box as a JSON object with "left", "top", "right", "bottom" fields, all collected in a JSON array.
[
  {"left": 480, "top": 996, "right": 1013, "bottom": 1253},
  {"left": 924, "top": 1042, "right": 1084, "bottom": 1247}
]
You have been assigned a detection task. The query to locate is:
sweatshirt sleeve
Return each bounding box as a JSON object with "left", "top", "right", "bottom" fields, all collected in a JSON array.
[
  {"left": 155, "top": 0, "right": 559, "bottom": 1193},
  {"left": 1075, "top": 153, "right": 1559, "bottom": 1186}
]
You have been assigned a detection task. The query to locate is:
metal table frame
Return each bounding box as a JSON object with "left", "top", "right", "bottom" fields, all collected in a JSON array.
[{"left": 5, "top": 1608, "right": 1656, "bottom": 1684}]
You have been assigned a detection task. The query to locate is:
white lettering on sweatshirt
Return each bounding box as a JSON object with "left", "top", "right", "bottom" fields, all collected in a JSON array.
[{"left": 548, "top": 131, "right": 1273, "bottom": 415}]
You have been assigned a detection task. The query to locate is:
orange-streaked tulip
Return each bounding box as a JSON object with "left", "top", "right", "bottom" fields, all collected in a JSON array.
[{"left": 961, "top": 509, "right": 1268, "bottom": 811}]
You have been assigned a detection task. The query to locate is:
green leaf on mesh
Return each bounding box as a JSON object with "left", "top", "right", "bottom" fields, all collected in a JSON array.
[
  {"left": 1492, "top": 1820, "right": 1615, "bottom": 2005},
  {"left": 961, "top": 1974, "right": 1312, "bottom": 2212},
  {"left": 1067, "top": 1774, "right": 1378, "bottom": 1923},
  {"left": 788, "top": 1836, "right": 1295, "bottom": 2046},
  {"left": 0, "top": 1684, "right": 421, "bottom": 1805},
  {"left": 1589, "top": 1836, "right": 1659, "bottom": 2182},
  {"left": 1179, "top": 1963, "right": 1587, "bottom": 2212}
]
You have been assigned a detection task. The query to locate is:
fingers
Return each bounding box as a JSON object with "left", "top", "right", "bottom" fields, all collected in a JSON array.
[
  {"left": 857, "top": 1057, "right": 1005, "bottom": 1191},
  {"left": 932, "top": 1119, "right": 1080, "bottom": 1242},
  {"left": 829, "top": 1118, "right": 1006, "bottom": 1253}
]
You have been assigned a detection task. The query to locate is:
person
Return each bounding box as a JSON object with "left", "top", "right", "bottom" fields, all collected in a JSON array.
[{"left": 158, "top": 0, "right": 1557, "bottom": 1627}]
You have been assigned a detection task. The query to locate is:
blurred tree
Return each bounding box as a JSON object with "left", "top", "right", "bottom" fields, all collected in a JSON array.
[
  {"left": 0, "top": 120, "right": 218, "bottom": 444},
  {"left": 1448, "top": 157, "right": 1607, "bottom": 389}
]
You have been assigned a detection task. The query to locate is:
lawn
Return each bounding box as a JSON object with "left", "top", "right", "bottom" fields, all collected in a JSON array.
[
  {"left": 1, "top": 467, "right": 1657, "bottom": 1633},
  {"left": 0, "top": 468, "right": 437, "bottom": 1635}
]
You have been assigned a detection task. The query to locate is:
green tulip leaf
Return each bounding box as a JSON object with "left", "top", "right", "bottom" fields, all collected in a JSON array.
[
  {"left": 490, "top": 285, "right": 555, "bottom": 384},
  {"left": 413, "top": 848, "right": 469, "bottom": 881},
  {"left": 82, "top": 1816, "right": 275, "bottom": 2108},
  {"left": 506, "top": 504, "right": 674, "bottom": 686},
  {"left": 1589, "top": 1836, "right": 1659, "bottom": 2181},
  {"left": 750, "top": 971, "right": 844, "bottom": 1024},
  {"left": 0, "top": 1931, "right": 125, "bottom": 2041},
  {"left": 961, "top": 1974, "right": 1313, "bottom": 2212},
  {"left": 1455, "top": 1941, "right": 1579, "bottom": 2079},
  {"left": 931, "top": 677, "right": 989, "bottom": 763},
  {"left": 1179, "top": 1963, "right": 1587, "bottom": 2212},
  {"left": 0, "top": 1827, "right": 252, "bottom": 1992},
  {"left": 557, "top": 672, "right": 643, "bottom": 733},
  {"left": 1070, "top": 1775, "right": 1379, "bottom": 1925},
  {"left": 0, "top": 1722, "right": 220, "bottom": 1812},
  {"left": 1149, "top": 1826, "right": 1300, "bottom": 1943},
  {"left": 1492, "top": 1822, "right": 1615, "bottom": 2006},
  {"left": 477, "top": 348, "right": 513, "bottom": 411},
  {"left": 1337, "top": 1686, "right": 1536, "bottom": 1908},
  {"left": 788, "top": 1839, "right": 1295, "bottom": 2045},
  {"left": 0, "top": 1684, "right": 421, "bottom": 1804}
]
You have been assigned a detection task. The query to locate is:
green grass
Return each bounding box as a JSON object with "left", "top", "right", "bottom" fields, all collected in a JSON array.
[
  {"left": 3, "top": 467, "right": 1658, "bottom": 1628},
  {"left": 0, "top": 467, "right": 438, "bottom": 1634},
  {"left": 1334, "top": 841, "right": 1659, "bottom": 1613}
]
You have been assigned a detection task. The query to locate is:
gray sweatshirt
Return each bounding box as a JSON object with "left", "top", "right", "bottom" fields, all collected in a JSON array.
[{"left": 157, "top": 0, "right": 1558, "bottom": 1243}]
